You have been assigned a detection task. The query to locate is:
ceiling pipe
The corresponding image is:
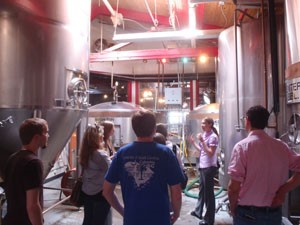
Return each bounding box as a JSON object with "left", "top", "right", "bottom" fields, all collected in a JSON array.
[
  {"left": 102, "top": 0, "right": 116, "bottom": 17},
  {"left": 189, "top": 1, "right": 197, "bottom": 48},
  {"left": 90, "top": 47, "right": 218, "bottom": 62},
  {"left": 168, "top": 0, "right": 177, "bottom": 30},
  {"left": 113, "top": 28, "right": 222, "bottom": 42}
]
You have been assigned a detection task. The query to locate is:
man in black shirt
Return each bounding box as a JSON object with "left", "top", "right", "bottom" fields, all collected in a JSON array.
[{"left": 3, "top": 118, "right": 49, "bottom": 225}]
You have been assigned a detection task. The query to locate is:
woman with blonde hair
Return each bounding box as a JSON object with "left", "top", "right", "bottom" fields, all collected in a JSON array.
[
  {"left": 101, "top": 121, "right": 116, "bottom": 157},
  {"left": 80, "top": 125, "right": 111, "bottom": 225}
]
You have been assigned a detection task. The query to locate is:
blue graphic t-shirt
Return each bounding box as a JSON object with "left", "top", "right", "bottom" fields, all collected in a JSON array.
[{"left": 105, "top": 141, "right": 184, "bottom": 225}]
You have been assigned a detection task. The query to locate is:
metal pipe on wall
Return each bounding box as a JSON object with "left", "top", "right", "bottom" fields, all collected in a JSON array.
[
  {"left": 268, "top": 0, "right": 280, "bottom": 136},
  {"left": 234, "top": 9, "right": 241, "bottom": 131},
  {"left": 268, "top": 0, "right": 280, "bottom": 113},
  {"left": 261, "top": 0, "right": 268, "bottom": 108}
]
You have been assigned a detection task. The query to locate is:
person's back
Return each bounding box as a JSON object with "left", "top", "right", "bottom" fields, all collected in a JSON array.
[
  {"left": 103, "top": 110, "right": 184, "bottom": 225},
  {"left": 80, "top": 125, "right": 112, "bottom": 225},
  {"left": 156, "top": 123, "right": 184, "bottom": 169},
  {"left": 111, "top": 141, "right": 181, "bottom": 225},
  {"left": 231, "top": 129, "right": 298, "bottom": 206},
  {"left": 228, "top": 105, "right": 300, "bottom": 225}
]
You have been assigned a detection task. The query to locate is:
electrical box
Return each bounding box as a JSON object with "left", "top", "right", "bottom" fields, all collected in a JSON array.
[{"left": 165, "top": 87, "right": 182, "bottom": 105}]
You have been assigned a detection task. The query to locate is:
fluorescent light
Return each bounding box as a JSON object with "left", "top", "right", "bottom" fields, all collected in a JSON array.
[{"left": 113, "top": 29, "right": 223, "bottom": 42}]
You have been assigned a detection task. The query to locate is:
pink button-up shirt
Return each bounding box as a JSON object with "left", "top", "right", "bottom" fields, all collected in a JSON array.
[{"left": 228, "top": 130, "right": 300, "bottom": 207}]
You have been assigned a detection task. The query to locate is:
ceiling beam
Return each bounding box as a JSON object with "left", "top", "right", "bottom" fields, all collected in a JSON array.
[{"left": 90, "top": 47, "right": 218, "bottom": 62}]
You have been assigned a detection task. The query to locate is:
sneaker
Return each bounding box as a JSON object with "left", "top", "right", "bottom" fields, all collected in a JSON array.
[
  {"left": 190, "top": 211, "right": 202, "bottom": 220},
  {"left": 199, "top": 221, "right": 209, "bottom": 225}
]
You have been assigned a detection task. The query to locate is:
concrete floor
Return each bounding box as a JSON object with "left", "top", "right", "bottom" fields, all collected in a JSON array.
[
  {"left": 1, "top": 171, "right": 295, "bottom": 225},
  {"left": 42, "top": 174, "right": 233, "bottom": 225}
]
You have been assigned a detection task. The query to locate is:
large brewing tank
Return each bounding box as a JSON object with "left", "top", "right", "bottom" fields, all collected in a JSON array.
[
  {"left": 0, "top": 0, "right": 90, "bottom": 179},
  {"left": 285, "top": 0, "right": 300, "bottom": 141},
  {"left": 185, "top": 103, "right": 219, "bottom": 163},
  {"left": 217, "top": 13, "right": 285, "bottom": 188},
  {"left": 284, "top": 0, "right": 300, "bottom": 217},
  {"left": 88, "top": 102, "right": 145, "bottom": 148}
]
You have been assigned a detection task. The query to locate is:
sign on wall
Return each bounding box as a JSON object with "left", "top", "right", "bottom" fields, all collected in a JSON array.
[{"left": 286, "top": 62, "right": 300, "bottom": 104}]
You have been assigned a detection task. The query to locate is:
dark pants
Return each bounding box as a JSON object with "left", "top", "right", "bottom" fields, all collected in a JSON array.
[
  {"left": 82, "top": 191, "right": 110, "bottom": 225},
  {"left": 234, "top": 205, "right": 282, "bottom": 225},
  {"left": 194, "top": 166, "right": 218, "bottom": 225}
]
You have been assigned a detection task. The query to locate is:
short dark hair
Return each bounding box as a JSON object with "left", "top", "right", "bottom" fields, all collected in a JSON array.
[
  {"left": 19, "top": 118, "right": 48, "bottom": 145},
  {"left": 132, "top": 110, "right": 156, "bottom": 137},
  {"left": 153, "top": 132, "right": 166, "bottom": 145},
  {"left": 156, "top": 123, "right": 168, "bottom": 138},
  {"left": 246, "top": 105, "right": 270, "bottom": 129}
]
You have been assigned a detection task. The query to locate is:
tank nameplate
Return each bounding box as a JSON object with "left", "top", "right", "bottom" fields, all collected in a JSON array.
[{"left": 286, "top": 62, "right": 300, "bottom": 104}]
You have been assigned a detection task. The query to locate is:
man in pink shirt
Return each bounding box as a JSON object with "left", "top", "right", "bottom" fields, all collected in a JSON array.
[{"left": 228, "top": 105, "right": 300, "bottom": 225}]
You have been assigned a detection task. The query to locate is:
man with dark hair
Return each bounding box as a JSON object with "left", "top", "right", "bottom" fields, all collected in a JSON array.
[
  {"left": 3, "top": 118, "right": 49, "bottom": 225},
  {"left": 103, "top": 110, "right": 184, "bottom": 225},
  {"left": 228, "top": 105, "right": 300, "bottom": 225}
]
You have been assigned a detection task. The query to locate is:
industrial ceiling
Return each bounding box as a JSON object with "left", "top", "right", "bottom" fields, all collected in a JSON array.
[{"left": 88, "top": 0, "right": 281, "bottom": 80}]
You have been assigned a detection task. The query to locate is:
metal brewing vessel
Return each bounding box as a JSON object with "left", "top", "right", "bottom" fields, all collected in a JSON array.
[
  {"left": 88, "top": 102, "right": 145, "bottom": 148},
  {"left": 0, "top": 0, "right": 91, "bottom": 179},
  {"left": 217, "top": 15, "right": 285, "bottom": 188}
]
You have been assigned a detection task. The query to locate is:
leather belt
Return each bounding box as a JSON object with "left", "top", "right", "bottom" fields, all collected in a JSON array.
[{"left": 238, "top": 205, "right": 281, "bottom": 213}]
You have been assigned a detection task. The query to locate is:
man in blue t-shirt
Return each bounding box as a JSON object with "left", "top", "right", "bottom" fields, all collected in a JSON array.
[{"left": 103, "top": 110, "right": 184, "bottom": 225}]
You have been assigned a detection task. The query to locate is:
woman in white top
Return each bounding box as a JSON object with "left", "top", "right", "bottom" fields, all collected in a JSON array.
[{"left": 80, "top": 125, "right": 112, "bottom": 225}]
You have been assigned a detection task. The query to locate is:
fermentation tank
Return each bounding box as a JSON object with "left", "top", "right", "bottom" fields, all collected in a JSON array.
[
  {"left": 284, "top": 0, "right": 300, "bottom": 218},
  {"left": 0, "top": 0, "right": 90, "bottom": 179},
  {"left": 217, "top": 12, "right": 285, "bottom": 188},
  {"left": 88, "top": 102, "right": 145, "bottom": 148}
]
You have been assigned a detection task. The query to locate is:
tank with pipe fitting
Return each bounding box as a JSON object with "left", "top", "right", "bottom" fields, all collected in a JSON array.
[{"left": 0, "top": 0, "right": 91, "bottom": 179}]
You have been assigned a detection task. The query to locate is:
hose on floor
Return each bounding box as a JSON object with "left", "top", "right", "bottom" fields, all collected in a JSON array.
[{"left": 184, "top": 177, "right": 224, "bottom": 199}]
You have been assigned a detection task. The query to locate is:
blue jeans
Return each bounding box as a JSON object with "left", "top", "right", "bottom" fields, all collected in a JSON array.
[
  {"left": 233, "top": 205, "right": 282, "bottom": 225},
  {"left": 82, "top": 191, "right": 110, "bottom": 225}
]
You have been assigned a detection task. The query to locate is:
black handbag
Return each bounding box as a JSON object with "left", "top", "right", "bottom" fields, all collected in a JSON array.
[{"left": 70, "top": 170, "right": 84, "bottom": 207}]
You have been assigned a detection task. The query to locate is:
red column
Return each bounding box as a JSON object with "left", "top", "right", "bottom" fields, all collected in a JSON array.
[
  {"left": 190, "top": 80, "right": 193, "bottom": 110},
  {"left": 127, "top": 81, "right": 132, "bottom": 102}
]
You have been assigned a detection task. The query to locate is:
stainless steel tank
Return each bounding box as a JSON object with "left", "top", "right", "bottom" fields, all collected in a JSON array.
[
  {"left": 284, "top": 0, "right": 300, "bottom": 217},
  {"left": 0, "top": 0, "right": 90, "bottom": 179},
  {"left": 217, "top": 15, "right": 285, "bottom": 188},
  {"left": 88, "top": 102, "right": 145, "bottom": 148},
  {"left": 285, "top": 0, "right": 300, "bottom": 130}
]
